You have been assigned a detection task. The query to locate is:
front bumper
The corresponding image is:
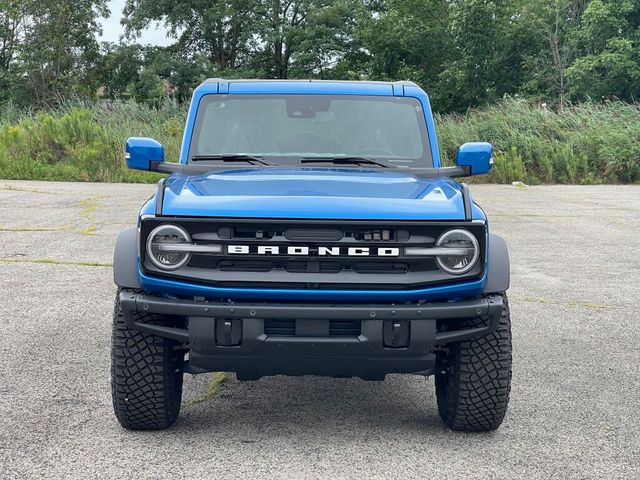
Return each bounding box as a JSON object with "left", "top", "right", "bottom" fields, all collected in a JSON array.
[{"left": 119, "top": 292, "right": 503, "bottom": 380}]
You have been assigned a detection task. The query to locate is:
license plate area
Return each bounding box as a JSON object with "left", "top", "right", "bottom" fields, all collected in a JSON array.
[{"left": 264, "top": 318, "right": 361, "bottom": 337}]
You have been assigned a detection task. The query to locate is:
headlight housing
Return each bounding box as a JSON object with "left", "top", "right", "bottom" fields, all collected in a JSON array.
[
  {"left": 146, "top": 224, "right": 191, "bottom": 270},
  {"left": 435, "top": 229, "right": 479, "bottom": 275}
]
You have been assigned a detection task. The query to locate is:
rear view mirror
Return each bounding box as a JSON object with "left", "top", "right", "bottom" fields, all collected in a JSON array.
[
  {"left": 455, "top": 142, "right": 493, "bottom": 176},
  {"left": 125, "top": 137, "right": 165, "bottom": 171}
]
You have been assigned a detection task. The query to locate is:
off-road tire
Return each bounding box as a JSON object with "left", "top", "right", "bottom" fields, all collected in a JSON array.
[
  {"left": 111, "top": 288, "right": 184, "bottom": 430},
  {"left": 435, "top": 293, "right": 512, "bottom": 432}
]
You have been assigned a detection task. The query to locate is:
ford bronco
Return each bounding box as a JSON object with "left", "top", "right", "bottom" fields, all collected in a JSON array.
[{"left": 112, "top": 79, "right": 512, "bottom": 431}]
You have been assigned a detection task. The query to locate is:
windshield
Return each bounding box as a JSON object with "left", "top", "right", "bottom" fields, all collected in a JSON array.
[{"left": 189, "top": 94, "right": 432, "bottom": 167}]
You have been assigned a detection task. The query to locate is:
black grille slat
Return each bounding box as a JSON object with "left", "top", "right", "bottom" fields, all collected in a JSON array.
[
  {"left": 352, "top": 262, "right": 409, "bottom": 274},
  {"left": 329, "top": 320, "right": 361, "bottom": 336},
  {"left": 285, "top": 228, "right": 343, "bottom": 241},
  {"left": 217, "top": 260, "right": 273, "bottom": 272},
  {"left": 284, "top": 261, "right": 344, "bottom": 274},
  {"left": 264, "top": 319, "right": 361, "bottom": 337},
  {"left": 264, "top": 319, "right": 295, "bottom": 336}
]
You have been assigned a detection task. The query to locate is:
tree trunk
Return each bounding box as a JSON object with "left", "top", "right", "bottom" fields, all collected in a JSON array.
[{"left": 549, "top": 2, "right": 566, "bottom": 110}]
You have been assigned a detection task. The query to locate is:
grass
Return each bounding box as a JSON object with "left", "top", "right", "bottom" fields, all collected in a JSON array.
[
  {"left": 436, "top": 99, "right": 640, "bottom": 184},
  {"left": 0, "top": 98, "right": 638, "bottom": 184},
  {"left": 0, "top": 257, "right": 112, "bottom": 267},
  {"left": 185, "top": 372, "right": 227, "bottom": 407},
  {"left": 515, "top": 296, "right": 609, "bottom": 310},
  {"left": 78, "top": 196, "right": 103, "bottom": 235},
  {"left": 0, "top": 226, "right": 64, "bottom": 232},
  {"left": 0, "top": 183, "right": 60, "bottom": 193},
  {"left": 0, "top": 100, "right": 184, "bottom": 183}
]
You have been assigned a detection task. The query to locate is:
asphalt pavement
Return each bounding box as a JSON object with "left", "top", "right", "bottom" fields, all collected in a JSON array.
[{"left": 0, "top": 181, "right": 638, "bottom": 479}]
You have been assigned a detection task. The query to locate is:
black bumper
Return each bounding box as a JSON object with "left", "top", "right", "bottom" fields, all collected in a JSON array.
[{"left": 119, "top": 292, "right": 503, "bottom": 380}]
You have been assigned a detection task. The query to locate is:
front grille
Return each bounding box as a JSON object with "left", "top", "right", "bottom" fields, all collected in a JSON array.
[
  {"left": 141, "top": 218, "right": 486, "bottom": 290},
  {"left": 329, "top": 319, "right": 362, "bottom": 336},
  {"left": 264, "top": 319, "right": 295, "bottom": 336},
  {"left": 200, "top": 258, "right": 412, "bottom": 275},
  {"left": 264, "top": 319, "right": 361, "bottom": 337}
]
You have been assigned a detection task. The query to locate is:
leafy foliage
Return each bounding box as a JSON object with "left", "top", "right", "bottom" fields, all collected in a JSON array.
[
  {"left": 436, "top": 99, "right": 640, "bottom": 183},
  {"left": 0, "top": 0, "right": 639, "bottom": 111},
  {"left": 0, "top": 100, "right": 184, "bottom": 182},
  {"left": 0, "top": 0, "right": 107, "bottom": 106}
]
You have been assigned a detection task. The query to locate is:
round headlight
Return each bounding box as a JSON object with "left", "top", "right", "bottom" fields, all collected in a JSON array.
[
  {"left": 146, "top": 224, "right": 191, "bottom": 270},
  {"left": 435, "top": 229, "right": 479, "bottom": 275}
]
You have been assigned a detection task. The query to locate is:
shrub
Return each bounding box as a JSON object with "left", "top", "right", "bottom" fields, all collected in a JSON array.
[
  {"left": 436, "top": 98, "right": 640, "bottom": 184},
  {"left": 0, "top": 100, "right": 186, "bottom": 183}
]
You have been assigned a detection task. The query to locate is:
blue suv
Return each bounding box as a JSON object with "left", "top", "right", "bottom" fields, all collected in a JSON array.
[{"left": 112, "top": 79, "right": 512, "bottom": 432}]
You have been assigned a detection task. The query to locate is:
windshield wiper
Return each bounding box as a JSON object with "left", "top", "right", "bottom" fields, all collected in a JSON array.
[
  {"left": 190, "top": 154, "right": 275, "bottom": 166},
  {"left": 300, "top": 156, "right": 390, "bottom": 168}
]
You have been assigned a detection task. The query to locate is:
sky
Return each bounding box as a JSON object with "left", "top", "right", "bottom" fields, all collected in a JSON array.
[{"left": 98, "top": 0, "right": 173, "bottom": 46}]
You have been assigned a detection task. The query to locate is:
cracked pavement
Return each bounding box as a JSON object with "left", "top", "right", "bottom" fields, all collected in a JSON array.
[{"left": 0, "top": 181, "right": 639, "bottom": 479}]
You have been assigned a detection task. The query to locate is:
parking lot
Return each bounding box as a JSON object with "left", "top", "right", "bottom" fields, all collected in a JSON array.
[{"left": 0, "top": 180, "right": 638, "bottom": 479}]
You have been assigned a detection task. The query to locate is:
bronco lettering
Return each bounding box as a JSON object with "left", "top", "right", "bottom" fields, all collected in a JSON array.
[{"left": 227, "top": 245, "right": 401, "bottom": 256}]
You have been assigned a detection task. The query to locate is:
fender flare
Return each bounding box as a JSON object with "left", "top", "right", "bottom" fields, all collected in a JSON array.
[
  {"left": 483, "top": 233, "right": 510, "bottom": 294},
  {"left": 113, "top": 228, "right": 141, "bottom": 289}
]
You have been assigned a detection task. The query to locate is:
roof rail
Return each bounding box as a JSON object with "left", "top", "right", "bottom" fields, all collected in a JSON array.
[
  {"left": 202, "top": 78, "right": 225, "bottom": 84},
  {"left": 200, "top": 78, "right": 420, "bottom": 87},
  {"left": 393, "top": 80, "right": 418, "bottom": 87}
]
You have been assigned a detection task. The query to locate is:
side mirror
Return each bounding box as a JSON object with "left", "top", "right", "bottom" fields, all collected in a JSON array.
[
  {"left": 455, "top": 142, "right": 493, "bottom": 176},
  {"left": 125, "top": 137, "right": 165, "bottom": 171}
]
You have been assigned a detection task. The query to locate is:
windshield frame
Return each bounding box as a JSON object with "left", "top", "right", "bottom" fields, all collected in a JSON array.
[{"left": 187, "top": 94, "right": 434, "bottom": 168}]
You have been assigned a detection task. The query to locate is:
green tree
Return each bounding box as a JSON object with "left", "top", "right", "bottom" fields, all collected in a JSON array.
[
  {"left": 437, "top": 0, "right": 525, "bottom": 111},
  {"left": 351, "top": 0, "right": 451, "bottom": 85},
  {"left": 0, "top": 1, "right": 25, "bottom": 73},
  {"left": 122, "top": 0, "right": 257, "bottom": 71},
  {"left": 142, "top": 48, "right": 214, "bottom": 102},
  {"left": 567, "top": 37, "right": 640, "bottom": 100},
  {"left": 99, "top": 43, "right": 149, "bottom": 99},
  {"left": 517, "top": 0, "right": 587, "bottom": 107},
  {"left": 0, "top": 1, "right": 27, "bottom": 103},
  {"left": 3, "top": 0, "right": 640, "bottom": 112},
  {"left": 351, "top": 0, "right": 526, "bottom": 112},
  {"left": 99, "top": 43, "right": 210, "bottom": 103},
  {"left": 18, "top": 0, "right": 108, "bottom": 105},
  {"left": 253, "top": 0, "right": 360, "bottom": 79},
  {"left": 122, "top": 0, "right": 359, "bottom": 79},
  {"left": 566, "top": 0, "right": 640, "bottom": 101}
]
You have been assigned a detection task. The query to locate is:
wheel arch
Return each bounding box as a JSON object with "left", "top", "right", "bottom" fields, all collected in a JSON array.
[
  {"left": 113, "top": 228, "right": 141, "bottom": 289},
  {"left": 483, "top": 233, "right": 510, "bottom": 294}
]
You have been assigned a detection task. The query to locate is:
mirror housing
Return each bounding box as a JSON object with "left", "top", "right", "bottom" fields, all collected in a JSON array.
[
  {"left": 455, "top": 142, "right": 494, "bottom": 176},
  {"left": 125, "top": 137, "right": 165, "bottom": 171}
]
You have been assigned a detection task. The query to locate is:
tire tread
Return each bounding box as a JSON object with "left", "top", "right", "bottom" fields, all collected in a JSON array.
[
  {"left": 111, "top": 289, "right": 183, "bottom": 430},
  {"left": 435, "top": 293, "right": 512, "bottom": 432}
]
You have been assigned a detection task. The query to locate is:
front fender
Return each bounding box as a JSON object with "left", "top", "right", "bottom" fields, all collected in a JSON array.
[
  {"left": 483, "top": 234, "right": 510, "bottom": 294},
  {"left": 113, "top": 228, "right": 141, "bottom": 289}
]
